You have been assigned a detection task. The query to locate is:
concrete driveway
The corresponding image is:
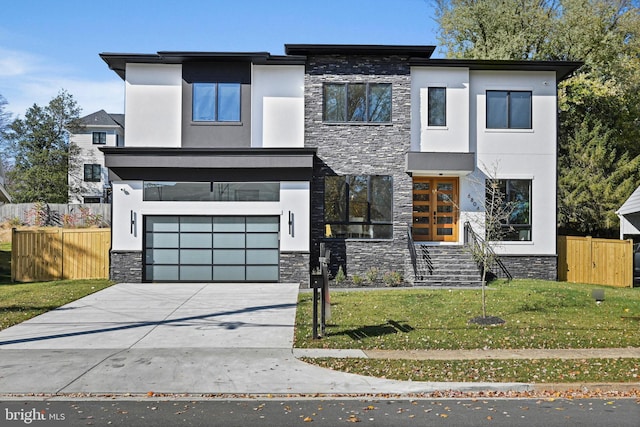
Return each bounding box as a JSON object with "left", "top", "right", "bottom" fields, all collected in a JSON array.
[{"left": 0, "top": 283, "right": 526, "bottom": 395}]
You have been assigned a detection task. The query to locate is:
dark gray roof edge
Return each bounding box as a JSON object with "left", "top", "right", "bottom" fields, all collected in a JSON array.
[
  {"left": 285, "top": 44, "right": 436, "bottom": 58},
  {"left": 99, "top": 147, "right": 317, "bottom": 155},
  {"left": 410, "top": 58, "right": 584, "bottom": 81},
  {"left": 100, "top": 51, "right": 307, "bottom": 79}
]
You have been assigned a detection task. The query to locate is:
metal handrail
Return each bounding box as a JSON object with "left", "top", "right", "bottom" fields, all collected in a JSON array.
[
  {"left": 407, "top": 226, "right": 421, "bottom": 280},
  {"left": 463, "top": 221, "right": 513, "bottom": 281}
]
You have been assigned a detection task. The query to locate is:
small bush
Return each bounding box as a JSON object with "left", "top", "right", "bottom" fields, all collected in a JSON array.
[
  {"left": 365, "top": 267, "right": 379, "bottom": 284},
  {"left": 352, "top": 274, "right": 364, "bottom": 286},
  {"left": 334, "top": 265, "right": 346, "bottom": 284},
  {"left": 383, "top": 271, "right": 403, "bottom": 287}
]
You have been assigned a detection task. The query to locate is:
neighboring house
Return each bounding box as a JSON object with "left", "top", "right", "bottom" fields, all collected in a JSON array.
[
  {"left": 99, "top": 45, "right": 580, "bottom": 284},
  {"left": 0, "top": 160, "right": 11, "bottom": 204},
  {"left": 617, "top": 185, "right": 640, "bottom": 240},
  {"left": 69, "top": 110, "right": 124, "bottom": 203}
]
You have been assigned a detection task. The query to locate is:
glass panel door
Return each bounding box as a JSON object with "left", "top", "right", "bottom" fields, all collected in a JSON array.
[{"left": 412, "top": 178, "right": 459, "bottom": 242}]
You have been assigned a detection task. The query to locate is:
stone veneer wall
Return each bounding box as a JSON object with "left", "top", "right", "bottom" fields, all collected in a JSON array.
[
  {"left": 305, "top": 54, "right": 413, "bottom": 282},
  {"left": 499, "top": 255, "right": 558, "bottom": 281},
  {"left": 110, "top": 251, "right": 143, "bottom": 283},
  {"left": 280, "top": 252, "right": 310, "bottom": 285}
]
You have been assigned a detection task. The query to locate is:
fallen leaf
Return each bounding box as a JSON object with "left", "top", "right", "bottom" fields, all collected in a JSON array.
[
  {"left": 347, "top": 415, "right": 361, "bottom": 423},
  {"left": 304, "top": 416, "right": 313, "bottom": 422}
]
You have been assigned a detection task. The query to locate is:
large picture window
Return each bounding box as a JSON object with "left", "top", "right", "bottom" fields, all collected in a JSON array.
[
  {"left": 323, "top": 83, "right": 392, "bottom": 123},
  {"left": 486, "top": 90, "right": 532, "bottom": 129},
  {"left": 324, "top": 175, "right": 393, "bottom": 239},
  {"left": 428, "top": 87, "right": 446, "bottom": 127},
  {"left": 192, "top": 82, "right": 241, "bottom": 122},
  {"left": 143, "top": 182, "right": 279, "bottom": 202},
  {"left": 486, "top": 179, "right": 532, "bottom": 241}
]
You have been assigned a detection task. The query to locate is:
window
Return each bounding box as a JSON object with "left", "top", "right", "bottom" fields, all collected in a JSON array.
[
  {"left": 192, "top": 82, "right": 241, "bottom": 122},
  {"left": 92, "top": 132, "right": 106, "bottom": 145},
  {"left": 324, "top": 175, "right": 393, "bottom": 239},
  {"left": 83, "top": 164, "right": 101, "bottom": 182},
  {"left": 486, "top": 90, "right": 532, "bottom": 129},
  {"left": 323, "top": 83, "right": 392, "bottom": 123},
  {"left": 486, "top": 179, "right": 532, "bottom": 241},
  {"left": 143, "top": 182, "right": 280, "bottom": 202},
  {"left": 428, "top": 87, "right": 446, "bottom": 127}
]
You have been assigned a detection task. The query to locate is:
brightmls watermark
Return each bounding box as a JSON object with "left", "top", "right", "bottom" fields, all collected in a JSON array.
[{"left": 4, "top": 408, "right": 65, "bottom": 424}]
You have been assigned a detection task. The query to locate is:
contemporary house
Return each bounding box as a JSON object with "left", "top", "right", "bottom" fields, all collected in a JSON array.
[
  {"left": 69, "top": 110, "right": 124, "bottom": 203},
  {"left": 99, "top": 45, "right": 581, "bottom": 285}
]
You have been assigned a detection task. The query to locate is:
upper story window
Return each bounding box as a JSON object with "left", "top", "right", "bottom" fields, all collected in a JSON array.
[
  {"left": 92, "top": 132, "right": 106, "bottom": 145},
  {"left": 84, "top": 164, "right": 101, "bottom": 182},
  {"left": 486, "top": 90, "right": 532, "bottom": 129},
  {"left": 427, "top": 87, "right": 446, "bottom": 127},
  {"left": 192, "top": 83, "right": 241, "bottom": 122},
  {"left": 323, "top": 83, "right": 392, "bottom": 123}
]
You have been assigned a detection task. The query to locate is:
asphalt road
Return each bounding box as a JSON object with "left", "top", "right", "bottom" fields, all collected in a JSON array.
[{"left": 1, "top": 398, "right": 638, "bottom": 426}]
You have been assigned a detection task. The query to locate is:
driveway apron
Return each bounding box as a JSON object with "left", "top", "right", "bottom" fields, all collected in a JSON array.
[{"left": 0, "top": 283, "right": 527, "bottom": 395}]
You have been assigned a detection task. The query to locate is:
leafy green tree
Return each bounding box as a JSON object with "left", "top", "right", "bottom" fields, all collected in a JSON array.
[
  {"left": 435, "top": 0, "right": 640, "bottom": 236},
  {"left": 3, "top": 91, "right": 83, "bottom": 203}
]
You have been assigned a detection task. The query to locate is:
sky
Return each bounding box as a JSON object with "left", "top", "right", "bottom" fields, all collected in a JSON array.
[{"left": 0, "top": 0, "right": 440, "bottom": 119}]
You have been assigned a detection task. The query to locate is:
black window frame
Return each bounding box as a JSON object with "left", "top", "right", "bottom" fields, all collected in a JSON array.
[
  {"left": 92, "top": 131, "right": 107, "bottom": 145},
  {"left": 486, "top": 179, "right": 532, "bottom": 241},
  {"left": 324, "top": 175, "right": 393, "bottom": 240},
  {"left": 192, "top": 82, "right": 241, "bottom": 123},
  {"left": 323, "top": 82, "right": 392, "bottom": 124},
  {"left": 427, "top": 87, "right": 447, "bottom": 127},
  {"left": 83, "top": 164, "right": 102, "bottom": 182},
  {"left": 486, "top": 90, "right": 532, "bottom": 129}
]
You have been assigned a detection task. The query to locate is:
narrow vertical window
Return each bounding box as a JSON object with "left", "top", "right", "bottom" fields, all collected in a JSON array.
[{"left": 427, "top": 87, "right": 446, "bottom": 127}]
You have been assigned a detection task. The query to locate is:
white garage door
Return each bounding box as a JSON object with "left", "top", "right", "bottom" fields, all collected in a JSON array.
[{"left": 144, "top": 216, "right": 280, "bottom": 282}]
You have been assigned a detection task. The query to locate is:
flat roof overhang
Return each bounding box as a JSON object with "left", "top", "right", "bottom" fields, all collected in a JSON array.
[
  {"left": 409, "top": 58, "right": 583, "bottom": 81},
  {"left": 100, "top": 147, "right": 317, "bottom": 181},
  {"left": 406, "top": 152, "right": 476, "bottom": 176}
]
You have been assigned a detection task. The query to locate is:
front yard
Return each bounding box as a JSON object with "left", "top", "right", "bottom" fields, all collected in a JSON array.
[
  {"left": 0, "top": 243, "right": 113, "bottom": 331},
  {"left": 295, "top": 280, "right": 640, "bottom": 383}
]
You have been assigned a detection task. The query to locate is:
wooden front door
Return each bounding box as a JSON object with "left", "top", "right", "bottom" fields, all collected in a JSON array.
[{"left": 412, "top": 177, "right": 459, "bottom": 242}]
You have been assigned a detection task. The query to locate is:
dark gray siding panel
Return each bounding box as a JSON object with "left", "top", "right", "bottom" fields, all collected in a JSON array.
[{"left": 181, "top": 62, "right": 251, "bottom": 148}]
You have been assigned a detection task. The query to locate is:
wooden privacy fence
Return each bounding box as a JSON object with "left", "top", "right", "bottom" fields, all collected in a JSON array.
[
  {"left": 11, "top": 228, "right": 111, "bottom": 282},
  {"left": 558, "top": 236, "right": 633, "bottom": 288}
]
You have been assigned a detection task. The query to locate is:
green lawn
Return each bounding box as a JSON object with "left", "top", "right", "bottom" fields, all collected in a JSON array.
[
  {"left": 295, "top": 280, "right": 640, "bottom": 350},
  {"left": 296, "top": 280, "right": 640, "bottom": 383},
  {"left": 0, "top": 242, "right": 114, "bottom": 331}
]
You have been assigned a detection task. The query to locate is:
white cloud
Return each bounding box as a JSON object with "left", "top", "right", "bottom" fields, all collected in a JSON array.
[{"left": 0, "top": 47, "right": 124, "bottom": 118}]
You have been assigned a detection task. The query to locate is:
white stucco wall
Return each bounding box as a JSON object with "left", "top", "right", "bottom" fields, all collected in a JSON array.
[
  {"left": 471, "top": 70, "right": 558, "bottom": 255},
  {"left": 125, "top": 63, "right": 182, "bottom": 147},
  {"left": 110, "top": 180, "right": 310, "bottom": 253},
  {"left": 411, "top": 67, "right": 470, "bottom": 152},
  {"left": 251, "top": 65, "right": 304, "bottom": 148}
]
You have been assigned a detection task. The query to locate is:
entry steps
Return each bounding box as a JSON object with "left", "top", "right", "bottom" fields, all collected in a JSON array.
[{"left": 411, "top": 244, "right": 483, "bottom": 287}]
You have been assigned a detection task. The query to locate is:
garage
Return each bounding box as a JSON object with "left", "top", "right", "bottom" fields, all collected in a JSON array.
[{"left": 144, "top": 216, "right": 280, "bottom": 282}]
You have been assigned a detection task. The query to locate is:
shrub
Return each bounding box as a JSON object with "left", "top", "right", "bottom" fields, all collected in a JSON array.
[
  {"left": 383, "top": 271, "right": 403, "bottom": 287},
  {"left": 334, "top": 265, "right": 346, "bottom": 285},
  {"left": 365, "top": 267, "right": 379, "bottom": 284},
  {"left": 352, "top": 274, "right": 364, "bottom": 286}
]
